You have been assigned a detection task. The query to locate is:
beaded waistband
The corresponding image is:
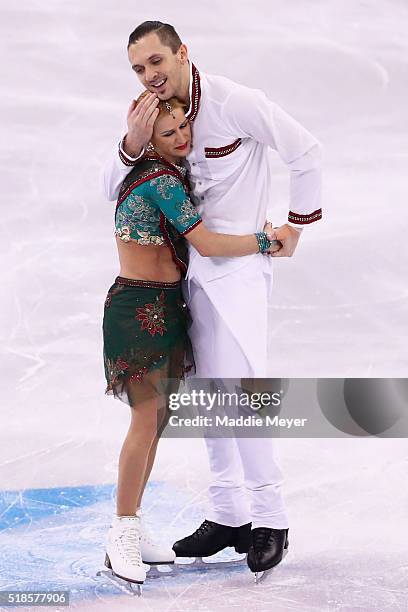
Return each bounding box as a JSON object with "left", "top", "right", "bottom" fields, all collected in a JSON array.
[{"left": 115, "top": 276, "right": 181, "bottom": 289}]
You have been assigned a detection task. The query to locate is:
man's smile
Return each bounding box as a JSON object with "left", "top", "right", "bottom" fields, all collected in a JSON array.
[{"left": 150, "top": 77, "right": 167, "bottom": 91}]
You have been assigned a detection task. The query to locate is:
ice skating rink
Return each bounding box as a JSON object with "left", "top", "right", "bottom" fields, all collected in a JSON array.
[{"left": 1, "top": 1, "right": 408, "bottom": 610}]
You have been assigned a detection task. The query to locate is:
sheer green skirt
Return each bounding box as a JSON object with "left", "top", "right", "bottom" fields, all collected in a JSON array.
[{"left": 103, "top": 276, "right": 194, "bottom": 407}]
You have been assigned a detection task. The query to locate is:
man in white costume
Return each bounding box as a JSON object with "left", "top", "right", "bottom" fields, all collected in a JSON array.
[{"left": 103, "top": 21, "right": 322, "bottom": 573}]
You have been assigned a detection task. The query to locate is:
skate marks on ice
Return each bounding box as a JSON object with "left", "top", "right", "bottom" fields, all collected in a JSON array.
[
  {"left": 0, "top": 480, "right": 250, "bottom": 608},
  {"left": 0, "top": 479, "right": 407, "bottom": 610},
  {"left": 69, "top": 554, "right": 408, "bottom": 612}
]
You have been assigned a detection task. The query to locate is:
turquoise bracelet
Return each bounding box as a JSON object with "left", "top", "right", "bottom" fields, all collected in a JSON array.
[{"left": 255, "top": 231, "right": 272, "bottom": 253}]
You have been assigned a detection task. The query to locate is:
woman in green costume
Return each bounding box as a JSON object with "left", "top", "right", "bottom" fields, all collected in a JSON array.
[{"left": 102, "top": 92, "right": 278, "bottom": 586}]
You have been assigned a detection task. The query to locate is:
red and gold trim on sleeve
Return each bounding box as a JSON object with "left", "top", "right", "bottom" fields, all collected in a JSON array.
[
  {"left": 118, "top": 137, "right": 140, "bottom": 167},
  {"left": 205, "top": 138, "right": 242, "bottom": 159},
  {"left": 185, "top": 64, "right": 201, "bottom": 123},
  {"left": 288, "top": 208, "right": 322, "bottom": 225},
  {"left": 181, "top": 218, "right": 203, "bottom": 236}
]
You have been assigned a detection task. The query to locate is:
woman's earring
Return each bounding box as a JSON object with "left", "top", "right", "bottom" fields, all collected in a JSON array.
[{"left": 146, "top": 142, "right": 155, "bottom": 153}]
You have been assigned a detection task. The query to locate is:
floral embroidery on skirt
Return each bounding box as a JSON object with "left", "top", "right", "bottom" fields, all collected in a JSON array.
[{"left": 136, "top": 291, "right": 167, "bottom": 336}]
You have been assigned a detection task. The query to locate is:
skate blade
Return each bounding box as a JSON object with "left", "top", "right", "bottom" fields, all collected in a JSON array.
[
  {"left": 96, "top": 569, "right": 143, "bottom": 596},
  {"left": 146, "top": 564, "right": 177, "bottom": 579},
  {"left": 175, "top": 554, "right": 247, "bottom": 572},
  {"left": 253, "top": 548, "right": 289, "bottom": 584},
  {"left": 254, "top": 569, "right": 267, "bottom": 584}
]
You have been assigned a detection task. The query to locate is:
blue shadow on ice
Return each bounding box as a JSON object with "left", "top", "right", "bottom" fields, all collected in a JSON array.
[
  {"left": 0, "top": 484, "right": 116, "bottom": 530},
  {"left": 0, "top": 482, "right": 239, "bottom": 601}
]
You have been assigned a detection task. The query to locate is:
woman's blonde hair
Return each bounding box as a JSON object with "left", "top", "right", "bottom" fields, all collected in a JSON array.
[{"left": 136, "top": 91, "right": 187, "bottom": 119}]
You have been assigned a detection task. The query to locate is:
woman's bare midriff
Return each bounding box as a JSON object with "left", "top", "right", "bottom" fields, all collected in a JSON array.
[{"left": 116, "top": 237, "right": 182, "bottom": 282}]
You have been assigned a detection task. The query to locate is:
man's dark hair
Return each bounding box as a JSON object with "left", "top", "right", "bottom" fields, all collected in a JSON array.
[{"left": 128, "top": 21, "right": 182, "bottom": 53}]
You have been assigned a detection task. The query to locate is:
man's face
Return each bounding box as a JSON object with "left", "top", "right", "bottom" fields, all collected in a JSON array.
[{"left": 128, "top": 33, "right": 186, "bottom": 100}]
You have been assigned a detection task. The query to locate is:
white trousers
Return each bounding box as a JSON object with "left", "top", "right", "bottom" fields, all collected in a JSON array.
[{"left": 185, "top": 265, "right": 289, "bottom": 529}]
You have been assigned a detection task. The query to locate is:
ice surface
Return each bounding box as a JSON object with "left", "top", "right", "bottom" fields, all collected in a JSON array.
[
  {"left": 1, "top": 448, "right": 408, "bottom": 611},
  {"left": 0, "top": 0, "right": 407, "bottom": 610}
]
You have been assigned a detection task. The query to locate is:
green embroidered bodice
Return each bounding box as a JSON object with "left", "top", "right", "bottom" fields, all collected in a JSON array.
[
  {"left": 116, "top": 156, "right": 202, "bottom": 245},
  {"left": 115, "top": 156, "right": 202, "bottom": 275}
]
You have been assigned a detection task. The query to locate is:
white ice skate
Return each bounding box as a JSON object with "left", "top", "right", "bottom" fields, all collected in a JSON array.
[
  {"left": 139, "top": 511, "right": 176, "bottom": 565},
  {"left": 97, "top": 515, "right": 146, "bottom": 596},
  {"left": 137, "top": 511, "right": 176, "bottom": 579}
]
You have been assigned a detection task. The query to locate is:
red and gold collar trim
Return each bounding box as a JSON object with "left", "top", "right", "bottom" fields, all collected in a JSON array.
[{"left": 185, "top": 63, "right": 201, "bottom": 122}]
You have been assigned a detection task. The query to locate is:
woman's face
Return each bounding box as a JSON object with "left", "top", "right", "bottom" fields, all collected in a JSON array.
[{"left": 151, "top": 107, "right": 192, "bottom": 161}]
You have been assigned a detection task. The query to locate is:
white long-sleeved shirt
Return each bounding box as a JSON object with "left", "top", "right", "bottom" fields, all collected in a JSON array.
[{"left": 102, "top": 62, "right": 322, "bottom": 281}]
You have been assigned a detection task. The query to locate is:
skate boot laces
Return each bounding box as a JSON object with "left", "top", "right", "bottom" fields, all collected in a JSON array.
[
  {"left": 113, "top": 522, "right": 143, "bottom": 565},
  {"left": 192, "top": 520, "right": 214, "bottom": 539}
]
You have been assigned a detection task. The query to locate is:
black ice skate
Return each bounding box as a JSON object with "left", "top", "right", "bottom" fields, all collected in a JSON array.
[
  {"left": 172, "top": 520, "right": 251, "bottom": 571},
  {"left": 247, "top": 527, "right": 289, "bottom": 583}
]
